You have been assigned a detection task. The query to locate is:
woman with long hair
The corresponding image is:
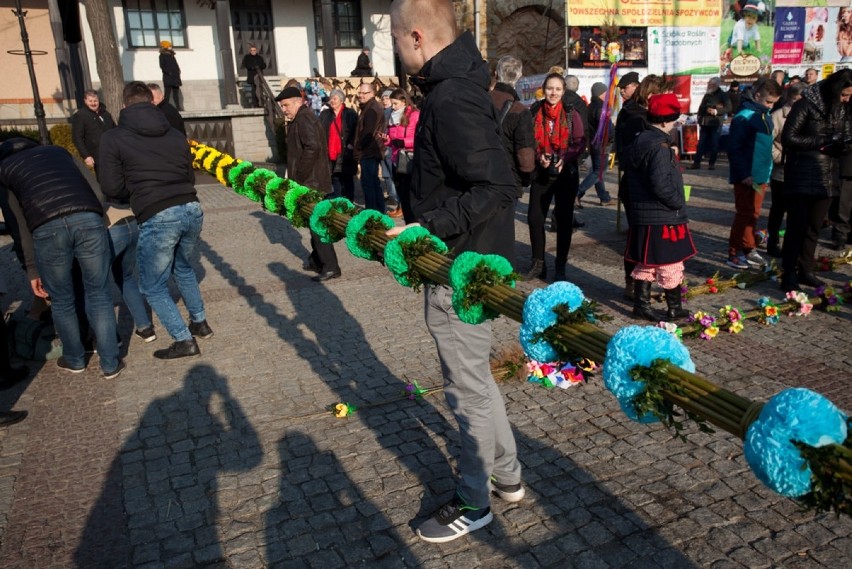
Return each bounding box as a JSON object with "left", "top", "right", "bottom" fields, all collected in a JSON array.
[
  {"left": 383, "top": 88, "right": 419, "bottom": 222},
  {"left": 781, "top": 68, "right": 852, "bottom": 291},
  {"left": 524, "top": 73, "right": 586, "bottom": 282}
]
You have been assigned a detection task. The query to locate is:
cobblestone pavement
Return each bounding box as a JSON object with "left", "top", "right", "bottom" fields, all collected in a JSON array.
[{"left": 0, "top": 162, "right": 850, "bottom": 568}]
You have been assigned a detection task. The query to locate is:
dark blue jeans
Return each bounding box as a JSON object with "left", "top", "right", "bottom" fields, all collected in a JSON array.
[
  {"left": 32, "top": 212, "right": 119, "bottom": 372},
  {"left": 359, "top": 158, "right": 385, "bottom": 213},
  {"left": 137, "top": 202, "right": 205, "bottom": 342},
  {"left": 693, "top": 125, "right": 721, "bottom": 167},
  {"left": 577, "top": 145, "right": 611, "bottom": 201},
  {"left": 108, "top": 218, "right": 152, "bottom": 330}
]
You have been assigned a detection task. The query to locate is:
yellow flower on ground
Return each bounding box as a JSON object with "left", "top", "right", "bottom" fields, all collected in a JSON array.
[
  {"left": 334, "top": 403, "right": 349, "bottom": 418},
  {"left": 704, "top": 326, "right": 719, "bottom": 339},
  {"left": 729, "top": 321, "right": 744, "bottom": 334}
]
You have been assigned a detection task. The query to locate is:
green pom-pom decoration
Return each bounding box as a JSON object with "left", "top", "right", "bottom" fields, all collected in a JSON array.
[
  {"left": 345, "top": 210, "right": 394, "bottom": 260},
  {"left": 449, "top": 251, "right": 516, "bottom": 324},
  {"left": 227, "top": 161, "right": 254, "bottom": 194},
  {"left": 284, "top": 184, "right": 323, "bottom": 228},
  {"left": 264, "top": 177, "right": 290, "bottom": 214},
  {"left": 243, "top": 168, "right": 277, "bottom": 203},
  {"left": 384, "top": 226, "right": 448, "bottom": 289},
  {"left": 309, "top": 197, "right": 357, "bottom": 243}
]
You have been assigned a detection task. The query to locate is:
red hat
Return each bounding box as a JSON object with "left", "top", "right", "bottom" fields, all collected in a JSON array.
[{"left": 647, "top": 93, "right": 681, "bottom": 123}]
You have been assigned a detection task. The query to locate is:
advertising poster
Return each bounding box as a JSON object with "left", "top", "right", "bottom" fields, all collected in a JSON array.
[
  {"left": 772, "top": 7, "right": 806, "bottom": 64},
  {"left": 568, "top": 26, "right": 648, "bottom": 68},
  {"left": 647, "top": 27, "right": 721, "bottom": 75},
  {"left": 720, "top": 2, "right": 775, "bottom": 82},
  {"left": 567, "top": 0, "right": 723, "bottom": 27}
]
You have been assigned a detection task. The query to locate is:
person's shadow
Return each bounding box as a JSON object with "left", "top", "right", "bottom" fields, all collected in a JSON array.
[{"left": 74, "top": 364, "right": 262, "bottom": 568}]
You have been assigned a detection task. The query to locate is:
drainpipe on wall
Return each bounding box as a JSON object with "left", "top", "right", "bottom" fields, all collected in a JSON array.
[
  {"left": 474, "top": 0, "right": 480, "bottom": 49},
  {"left": 320, "top": 0, "right": 337, "bottom": 77},
  {"left": 215, "top": 0, "right": 239, "bottom": 107}
]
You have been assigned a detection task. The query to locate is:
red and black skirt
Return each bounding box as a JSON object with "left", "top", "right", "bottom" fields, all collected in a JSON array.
[{"left": 625, "top": 223, "right": 697, "bottom": 267}]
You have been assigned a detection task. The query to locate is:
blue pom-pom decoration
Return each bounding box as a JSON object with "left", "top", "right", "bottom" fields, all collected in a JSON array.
[
  {"left": 519, "top": 282, "right": 586, "bottom": 362},
  {"left": 744, "top": 388, "right": 848, "bottom": 497},
  {"left": 603, "top": 325, "right": 696, "bottom": 423}
]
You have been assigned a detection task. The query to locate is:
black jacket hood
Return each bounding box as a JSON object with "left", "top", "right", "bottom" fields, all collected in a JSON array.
[
  {"left": 118, "top": 102, "right": 172, "bottom": 137},
  {"left": 410, "top": 32, "right": 490, "bottom": 95}
]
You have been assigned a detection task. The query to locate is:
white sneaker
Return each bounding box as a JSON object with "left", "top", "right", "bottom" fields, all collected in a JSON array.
[{"left": 746, "top": 250, "right": 766, "bottom": 268}]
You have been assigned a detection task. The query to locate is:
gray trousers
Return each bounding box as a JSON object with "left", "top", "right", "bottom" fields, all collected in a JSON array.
[{"left": 424, "top": 285, "right": 521, "bottom": 508}]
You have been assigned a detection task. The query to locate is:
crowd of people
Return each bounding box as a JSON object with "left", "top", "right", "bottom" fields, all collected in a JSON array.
[{"left": 2, "top": 0, "right": 852, "bottom": 544}]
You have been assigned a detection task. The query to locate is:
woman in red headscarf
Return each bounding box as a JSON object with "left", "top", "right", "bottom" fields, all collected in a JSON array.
[{"left": 524, "top": 73, "right": 586, "bottom": 282}]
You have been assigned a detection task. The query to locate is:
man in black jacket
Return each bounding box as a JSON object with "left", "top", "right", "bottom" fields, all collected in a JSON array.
[
  {"left": 147, "top": 83, "right": 186, "bottom": 136},
  {"left": 354, "top": 83, "right": 386, "bottom": 212},
  {"left": 277, "top": 86, "right": 341, "bottom": 281},
  {"left": 388, "top": 0, "right": 521, "bottom": 544},
  {"left": 0, "top": 138, "right": 123, "bottom": 378},
  {"left": 99, "top": 82, "right": 212, "bottom": 360},
  {"left": 688, "top": 77, "right": 731, "bottom": 170},
  {"left": 241, "top": 44, "right": 267, "bottom": 107},
  {"left": 489, "top": 55, "right": 535, "bottom": 202},
  {"left": 71, "top": 90, "right": 115, "bottom": 174}
]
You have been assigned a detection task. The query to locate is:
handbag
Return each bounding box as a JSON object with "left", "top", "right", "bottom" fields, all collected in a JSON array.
[{"left": 396, "top": 150, "right": 414, "bottom": 175}]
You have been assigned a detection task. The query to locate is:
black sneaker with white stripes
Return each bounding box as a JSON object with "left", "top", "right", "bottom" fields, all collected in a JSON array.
[{"left": 416, "top": 495, "right": 493, "bottom": 543}]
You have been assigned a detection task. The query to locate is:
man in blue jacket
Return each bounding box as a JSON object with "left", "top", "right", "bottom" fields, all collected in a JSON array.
[
  {"left": 388, "top": 0, "right": 521, "bottom": 544},
  {"left": 725, "top": 78, "right": 782, "bottom": 270}
]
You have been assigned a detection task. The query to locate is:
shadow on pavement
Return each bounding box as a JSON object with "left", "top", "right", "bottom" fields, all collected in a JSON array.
[{"left": 75, "top": 364, "right": 261, "bottom": 568}]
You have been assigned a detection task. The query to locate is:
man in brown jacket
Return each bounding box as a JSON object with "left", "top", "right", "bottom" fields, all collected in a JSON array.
[
  {"left": 354, "top": 83, "right": 386, "bottom": 213},
  {"left": 277, "top": 86, "right": 341, "bottom": 281}
]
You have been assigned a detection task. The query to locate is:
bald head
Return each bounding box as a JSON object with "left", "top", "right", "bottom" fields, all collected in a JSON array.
[{"left": 391, "top": 0, "right": 459, "bottom": 74}]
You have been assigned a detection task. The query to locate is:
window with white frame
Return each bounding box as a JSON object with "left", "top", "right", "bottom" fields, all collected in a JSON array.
[
  {"left": 312, "top": 0, "right": 364, "bottom": 49},
  {"left": 123, "top": 0, "right": 187, "bottom": 49}
]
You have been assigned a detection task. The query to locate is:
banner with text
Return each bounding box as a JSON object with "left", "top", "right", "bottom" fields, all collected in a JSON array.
[
  {"left": 647, "top": 27, "right": 721, "bottom": 75},
  {"left": 567, "top": 0, "right": 723, "bottom": 27}
]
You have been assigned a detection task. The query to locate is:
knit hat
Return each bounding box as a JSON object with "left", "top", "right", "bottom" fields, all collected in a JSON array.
[
  {"left": 591, "top": 82, "right": 607, "bottom": 98},
  {"left": 381, "top": 89, "right": 393, "bottom": 98},
  {"left": 160, "top": 40, "right": 172, "bottom": 49},
  {"left": 275, "top": 86, "right": 303, "bottom": 102},
  {"left": 647, "top": 93, "right": 681, "bottom": 123},
  {"left": 618, "top": 72, "right": 640, "bottom": 89}
]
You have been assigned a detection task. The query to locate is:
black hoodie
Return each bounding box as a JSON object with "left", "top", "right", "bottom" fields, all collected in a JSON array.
[
  {"left": 99, "top": 102, "right": 196, "bottom": 223},
  {"left": 408, "top": 31, "right": 517, "bottom": 260}
]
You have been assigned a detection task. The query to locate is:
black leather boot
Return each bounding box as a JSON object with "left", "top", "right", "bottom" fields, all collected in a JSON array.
[
  {"left": 623, "top": 276, "right": 635, "bottom": 300},
  {"left": 523, "top": 260, "right": 546, "bottom": 281},
  {"left": 553, "top": 260, "right": 567, "bottom": 282},
  {"left": 664, "top": 287, "right": 690, "bottom": 321},
  {"left": 632, "top": 281, "right": 659, "bottom": 321},
  {"left": 766, "top": 236, "right": 782, "bottom": 258}
]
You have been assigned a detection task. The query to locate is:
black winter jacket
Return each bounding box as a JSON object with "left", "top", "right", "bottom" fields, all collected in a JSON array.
[
  {"left": 98, "top": 103, "right": 196, "bottom": 223},
  {"left": 0, "top": 139, "right": 103, "bottom": 234},
  {"left": 287, "top": 105, "right": 332, "bottom": 194},
  {"left": 159, "top": 49, "right": 182, "bottom": 87},
  {"left": 563, "top": 90, "right": 591, "bottom": 146},
  {"left": 623, "top": 127, "right": 688, "bottom": 226},
  {"left": 71, "top": 104, "right": 116, "bottom": 161},
  {"left": 615, "top": 99, "right": 647, "bottom": 159},
  {"left": 697, "top": 89, "right": 732, "bottom": 128},
  {"left": 240, "top": 52, "right": 266, "bottom": 82},
  {"left": 408, "top": 31, "right": 517, "bottom": 260},
  {"left": 490, "top": 83, "right": 535, "bottom": 189},
  {"left": 354, "top": 97, "right": 384, "bottom": 161},
  {"left": 158, "top": 101, "right": 186, "bottom": 135},
  {"left": 782, "top": 83, "right": 848, "bottom": 198}
]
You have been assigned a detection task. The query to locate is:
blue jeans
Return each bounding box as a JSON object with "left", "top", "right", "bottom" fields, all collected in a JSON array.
[
  {"left": 32, "top": 212, "right": 119, "bottom": 372},
  {"left": 137, "top": 202, "right": 206, "bottom": 342},
  {"left": 108, "top": 218, "right": 152, "bottom": 330},
  {"left": 381, "top": 147, "right": 399, "bottom": 202},
  {"left": 577, "top": 146, "right": 611, "bottom": 201},
  {"left": 359, "top": 158, "right": 385, "bottom": 213}
]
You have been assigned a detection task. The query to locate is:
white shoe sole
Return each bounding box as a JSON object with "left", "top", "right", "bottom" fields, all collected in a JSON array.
[{"left": 416, "top": 511, "right": 493, "bottom": 543}]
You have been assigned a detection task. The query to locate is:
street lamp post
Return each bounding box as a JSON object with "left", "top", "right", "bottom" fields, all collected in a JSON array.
[{"left": 9, "top": 0, "right": 51, "bottom": 145}]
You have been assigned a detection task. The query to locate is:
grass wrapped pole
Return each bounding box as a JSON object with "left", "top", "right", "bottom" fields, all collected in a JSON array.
[{"left": 191, "top": 142, "right": 851, "bottom": 516}]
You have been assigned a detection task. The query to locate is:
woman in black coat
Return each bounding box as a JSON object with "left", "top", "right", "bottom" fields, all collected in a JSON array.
[
  {"left": 780, "top": 69, "right": 852, "bottom": 292},
  {"left": 623, "top": 93, "right": 696, "bottom": 321},
  {"left": 159, "top": 40, "right": 183, "bottom": 110},
  {"left": 318, "top": 89, "right": 358, "bottom": 201}
]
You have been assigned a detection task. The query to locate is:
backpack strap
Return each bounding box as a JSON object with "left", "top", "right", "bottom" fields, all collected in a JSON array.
[{"left": 498, "top": 100, "right": 513, "bottom": 127}]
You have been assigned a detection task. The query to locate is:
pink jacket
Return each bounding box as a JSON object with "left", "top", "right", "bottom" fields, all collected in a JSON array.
[{"left": 386, "top": 107, "right": 419, "bottom": 162}]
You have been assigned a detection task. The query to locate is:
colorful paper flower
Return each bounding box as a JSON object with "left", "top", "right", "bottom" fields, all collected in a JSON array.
[{"left": 333, "top": 403, "right": 356, "bottom": 418}]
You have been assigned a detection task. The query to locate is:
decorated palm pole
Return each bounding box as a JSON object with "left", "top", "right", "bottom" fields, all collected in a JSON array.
[{"left": 191, "top": 142, "right": 851, "bottom": 516}]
